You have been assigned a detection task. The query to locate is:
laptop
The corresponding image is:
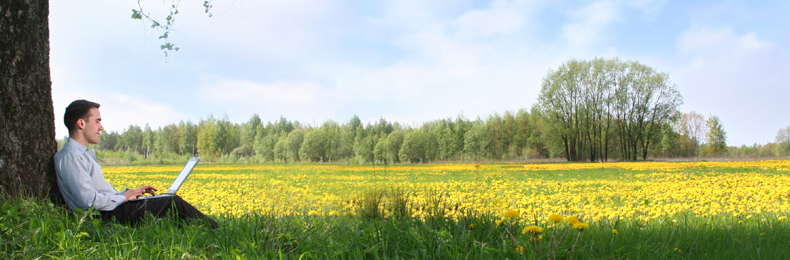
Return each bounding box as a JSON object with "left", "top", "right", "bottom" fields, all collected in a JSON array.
[{"left": 130, "top": 157, "right": 200, "bottom": 201}]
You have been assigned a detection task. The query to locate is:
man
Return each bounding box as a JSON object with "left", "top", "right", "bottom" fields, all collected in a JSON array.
[{"left": 54, "top": 100, "right": 217, "bottom": 228}]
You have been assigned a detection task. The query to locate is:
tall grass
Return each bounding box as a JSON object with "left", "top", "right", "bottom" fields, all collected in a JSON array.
[{"left": 3, "top": 194, "right": 790, "bottom": 259}]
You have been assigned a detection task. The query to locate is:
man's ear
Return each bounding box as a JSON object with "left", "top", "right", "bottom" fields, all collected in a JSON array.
[{"left": 77, "top": 119, "right": 85, "bottom": 130}]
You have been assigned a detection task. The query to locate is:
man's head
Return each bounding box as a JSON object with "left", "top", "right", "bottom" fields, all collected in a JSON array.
[{"left": 64, "top": 100, "right": 103, "bottom": 145}]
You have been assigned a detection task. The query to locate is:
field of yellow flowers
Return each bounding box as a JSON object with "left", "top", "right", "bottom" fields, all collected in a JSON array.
[
  {"left": 104, "top": 160, "right": 790, "bottom": 224},
  {"left": 5, "top": 160, "right": 790, "bottom": 259}
]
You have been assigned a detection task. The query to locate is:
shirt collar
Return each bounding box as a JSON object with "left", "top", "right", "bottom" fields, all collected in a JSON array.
[
  {"left": 65, "top": 138, "right": 89, "bottom": 152},
  {"left": 65, "top": 138, "right": 96, "bottom": 160}
]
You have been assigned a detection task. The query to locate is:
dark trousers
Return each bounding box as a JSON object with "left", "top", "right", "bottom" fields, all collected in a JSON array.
[{"left": 100, "top": 195, "right": 218, "bottom": 228}]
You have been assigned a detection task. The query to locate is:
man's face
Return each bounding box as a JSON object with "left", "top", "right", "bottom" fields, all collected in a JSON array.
[{"left": 80, "top": 108, "right": 104, "bottom": 144}]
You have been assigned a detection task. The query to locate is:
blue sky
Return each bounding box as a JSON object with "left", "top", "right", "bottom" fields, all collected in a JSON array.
[{"left": 49, "top": 0, "right": 790, "bottom": 146}]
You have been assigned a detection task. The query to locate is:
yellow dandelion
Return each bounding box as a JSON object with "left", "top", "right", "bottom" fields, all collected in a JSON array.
[
  {"left": 572, "top": 222, "right": 589, "bottom": 230},
  {"left": 308, "top": 210, "right": 319, "bottom": 217},
  {"left": 565, "top": 216, "right": 581, "bottom": 224},
  {"left": 328, "top": 210, "right": 339, "bottom": 217},
  {"left": 612, "top": 229, "right": 618, "bottom": 235},
  {"left": 469, "top": 223, "right": 475, "bottom": 229},
  {"left": 496, "top": 218, "right": 506, "bottom": 227},
  {"left": 522, "top": 225, "right": 543, "bottom": 234},
  {"left": 547, "top": 214, "right": 564, "bottom": 223},
  {"left": 504, "top": 209, "right": 519, "bottom": 219},
  {"left": 778, "top": 216, "right": 787, "bottom": 221}
]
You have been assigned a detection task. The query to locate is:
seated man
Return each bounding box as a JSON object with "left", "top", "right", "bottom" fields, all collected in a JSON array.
[{"left": 54, "top": 99, "right": 217, "bottom": 228}]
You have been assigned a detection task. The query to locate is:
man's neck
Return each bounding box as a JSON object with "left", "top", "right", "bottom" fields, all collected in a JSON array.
[{"left": 69, "top": 134, "right": 89, "bottom": 147}]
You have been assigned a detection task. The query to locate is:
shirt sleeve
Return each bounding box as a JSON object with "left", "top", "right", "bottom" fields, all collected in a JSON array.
[{"left": 56, "top": 153, "right": 126, "bottom": 211}]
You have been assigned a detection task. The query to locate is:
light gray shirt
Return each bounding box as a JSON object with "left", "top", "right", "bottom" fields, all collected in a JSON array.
[{"left": 54, "top": 138, "right": 126, "bottom": 211}]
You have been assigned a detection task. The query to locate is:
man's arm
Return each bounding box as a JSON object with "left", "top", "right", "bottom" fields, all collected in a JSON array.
[{"left": 55, "top": 153, "right": 126, "bottom": 211}]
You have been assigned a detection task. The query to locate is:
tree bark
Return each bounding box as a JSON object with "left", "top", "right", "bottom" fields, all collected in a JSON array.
[{"left": 0, "top": 0, "right": 60, "bottom": 203}]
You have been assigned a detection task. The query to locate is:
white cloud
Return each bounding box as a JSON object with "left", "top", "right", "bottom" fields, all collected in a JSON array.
[
  {"left": 197, "top": 79, "right": 346, "bottom": 125},
  {"left": 172, "top": 0, "right": 343, "bottom": 62},
  {"left": 454, "top": 1, "right": 525, "bottom": 39},
  {"left": 199, "top": 79, "right": 324, "bottom": 107},
  {"left": 625, "top": 0, "right": 667, "bottom": 17},
  {"left": 561, "top": 1, "right": 620, "bottom": 47}
]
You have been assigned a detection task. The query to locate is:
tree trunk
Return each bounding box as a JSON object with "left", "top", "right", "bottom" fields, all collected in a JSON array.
[{"left": 0, "top": 0, "right": 60, "bottom": 202}]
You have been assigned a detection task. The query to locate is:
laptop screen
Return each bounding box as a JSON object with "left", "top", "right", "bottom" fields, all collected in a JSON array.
[{"left": 166, "top": 157, "right": 200, "bottom": 194}]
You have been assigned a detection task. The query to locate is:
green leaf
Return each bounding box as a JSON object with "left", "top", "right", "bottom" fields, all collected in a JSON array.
[{"left": 131, "top": 9, "right": 142, "bottom": 20}]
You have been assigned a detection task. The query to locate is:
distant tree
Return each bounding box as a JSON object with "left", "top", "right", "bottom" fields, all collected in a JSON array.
[
  {"left": 386, "top": 131, "right": 405, "bottom": 163},
  {"left": 300, "top": 129, "right": 329, "bottom": 162},
  {"left": 399, "top": 130, "right": 436, "bottom": 163},
  {"left": 197, "top": 116, "right": 218, "bottom": 158},
  {"left": 180, "top": 120, "right": 198, "bottom": 156},
  {"left": 373, "top": 137, "right": 389, "bottom": 164},
  {"left": 155, "top": 124, "right": 180, "bottom": 154},
  {"left": 438, "top": 127, "right": 459, "bottom": 160},
  {"left": 354, "top": 135, "right": 376, "bottom": 164},
  {"left": 349, "top": 115, "right": 362, "bottom": 139},
  {"left": 239, "top": 114, "right": 262, "bottom": 147},
  {"left": 464, "top": 122, "right": 492, "bottom": 160},
  {"left": 776, "top": 125, "right": 790, "bottom": 156},
  {"left": 373, "top": 118, "right": 394, "bottom": 137},
  {"left": 704, "top": 115, "right": 727, "bottom": 156},
  {"left": 272, "top": 116, "right": 294, "bottom": 136},
  {"left": 321, "top": 120, "right": 350, "bottom": 162},
  {"left": 333, "top": 124, "right": 355, "bottom": 161},
  {"left": 142, "top": 124, "right": 154, "bottom": 158},
  {"left": 213, "top": 115, "right": 238, "bottom": 155},
  {"left": 286, "top": 129, "right": 304, "bottom": 162},
  {"left": 538, "top": 58, "right": 682, "bottom": 161},
  {"left": 658, "top": 123, "right": 681, "bottom": 157},
  {"left": 99, "top": 130, "right": 120, "bottom": 151},
  {"left": 254, "top": 132, "right": 278, "bottom": 162},
  {"left": 119, "top": 125, "right": 143, "bottom": 152},
  {"left": 164, "top": 123, "right": 181, "bottom": 154},
  {"left": 512, "top": 109, "right": 531, "bottom": 158},
  {"left": 674, "top": 111, "right": 706, "bottom": 157},
  {"left": 273, "top": 135, "right": 288, "bottom": 162},
  {"left": 153, "top": 127, "right": 166, "bottom": 154}
]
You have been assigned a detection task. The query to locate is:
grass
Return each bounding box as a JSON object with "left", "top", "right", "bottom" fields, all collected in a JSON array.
[
  {"left": 4, "top": 161, "right": 790, "bottom": 259},
  {"left": 3, "top": 196, "right": 790, "bottom": 259}
]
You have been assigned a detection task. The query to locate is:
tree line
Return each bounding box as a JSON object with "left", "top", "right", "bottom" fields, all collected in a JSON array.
[
  {"left": 73, "top": 109, "right": 789, "bottom": 164},
  {"left": 61, "top": 58, "right": 789, "bottom": 163}
]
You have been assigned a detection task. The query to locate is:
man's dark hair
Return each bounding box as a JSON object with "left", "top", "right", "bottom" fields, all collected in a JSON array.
[{"left": 64, "top": 100, "right": 100, "bottom": 132}]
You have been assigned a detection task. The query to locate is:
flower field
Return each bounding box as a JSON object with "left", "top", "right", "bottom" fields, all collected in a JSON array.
[
  {"left": 104, "top": 160, "right": 790, "bottom": 224},
  {"left": 6, "top": 160, "right": 790, "bottom": 259}
]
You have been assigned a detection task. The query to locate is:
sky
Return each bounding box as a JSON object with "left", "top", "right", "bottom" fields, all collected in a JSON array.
[{"left": 49, "top": 0, "right": 790, "bottom": 146}]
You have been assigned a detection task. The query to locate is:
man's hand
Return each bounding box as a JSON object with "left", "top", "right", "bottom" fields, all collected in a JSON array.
[{"left": 123, "top": 185, "right": 158, "bottom": 202}]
